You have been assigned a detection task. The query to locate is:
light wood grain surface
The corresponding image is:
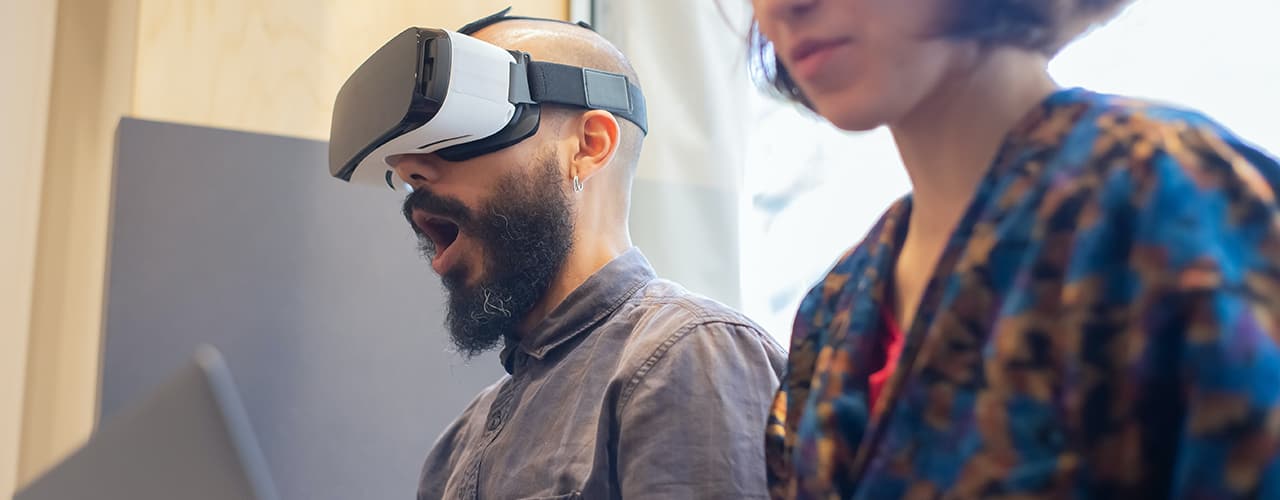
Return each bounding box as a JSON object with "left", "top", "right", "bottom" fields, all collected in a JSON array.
[
  {"left": 132, "top": 0, "right": 567, "bottom": 139},
  {"left": 18, "top": 0, "right": 141, "bottom": 489},
  {"left": 1, "top": 4, "right": 59, "bottom": 498}
]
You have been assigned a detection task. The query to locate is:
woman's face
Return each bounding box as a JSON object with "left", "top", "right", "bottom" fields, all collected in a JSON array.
[{"left": 752, "top": 0, "right": 972, "bottom": 131}]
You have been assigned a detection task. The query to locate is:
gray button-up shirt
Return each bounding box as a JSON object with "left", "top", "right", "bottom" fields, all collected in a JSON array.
[{"left": 418, "top": 249, "right": 786, "bottom": 499}]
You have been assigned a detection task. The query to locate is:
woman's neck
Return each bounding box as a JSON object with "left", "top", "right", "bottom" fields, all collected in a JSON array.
[
  {"left": 885, "top": 48, "right": 1058, "bottom": 331},
  {"left": 891, "top": 47, "right": 1058, "bottom": 237}
]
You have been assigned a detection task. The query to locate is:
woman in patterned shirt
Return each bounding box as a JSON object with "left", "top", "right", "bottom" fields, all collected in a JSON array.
[{"left": 748, "top": 0, "right": 1280, "bottom": 498}]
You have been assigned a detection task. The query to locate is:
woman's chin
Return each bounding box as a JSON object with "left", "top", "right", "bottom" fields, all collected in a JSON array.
[
  {"left": 809, "top": 94, "right": 894, "bottom": 132},
  {"left": 830, "top": 117, "right": 884, "bottom": 132},
  {"left": 820, "top": 106, "right": 888, "bottom": 132}
]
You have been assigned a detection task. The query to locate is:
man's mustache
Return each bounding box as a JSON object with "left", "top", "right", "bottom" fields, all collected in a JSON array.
[{"left": 401, "top": 187, "right": 474, "bottom": 229}]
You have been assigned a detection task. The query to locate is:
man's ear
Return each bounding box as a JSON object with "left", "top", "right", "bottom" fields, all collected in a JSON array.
[{"left": 570, "top": 110, "right": 620, "bottom": 184}]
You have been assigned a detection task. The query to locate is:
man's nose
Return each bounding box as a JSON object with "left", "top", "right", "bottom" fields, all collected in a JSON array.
[{"left": 389, "top": 154, "right": 442, "bottom": 191}]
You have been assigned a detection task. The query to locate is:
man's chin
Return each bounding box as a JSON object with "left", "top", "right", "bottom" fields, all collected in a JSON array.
[
  {"left": 444, "top": 311, "right": 507, "bottom": 360},
  {"left": 447, "top": 332, "right": 503, "bottom": 360},
  {"left": 440, "top": 264, "right": 479, "bottom": 292},
  {"left": 442, "top": 281, "right": 516, "bottom": 359}
]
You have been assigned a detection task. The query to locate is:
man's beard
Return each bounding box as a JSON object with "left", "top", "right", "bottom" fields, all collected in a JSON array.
[{"left": 402, "top": 156, "right": 575, "bottom": 359}]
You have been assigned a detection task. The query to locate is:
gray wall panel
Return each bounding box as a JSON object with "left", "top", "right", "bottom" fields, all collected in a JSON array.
[{"left": 102, "top": 118, "right": 501, "bottom": 500}]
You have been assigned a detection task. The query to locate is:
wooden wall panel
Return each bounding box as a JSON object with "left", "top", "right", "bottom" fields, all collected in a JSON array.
[
  {"left": 19, "top": 0, "right": 141, "bottom": 487},
  {"left": 0, "top": 3, "right": 59, "bottom": 497},
  {"left": 131, "top": 0, "right": 568, "bottom": 139}
]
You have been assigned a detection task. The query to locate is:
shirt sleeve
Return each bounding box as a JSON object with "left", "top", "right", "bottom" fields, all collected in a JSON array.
[
  {"left": 615, "top": 321, "right": 783, "bottom": 499},
  {"left": 1113, "top": 127, "right": 1280, "bottom": 498}
]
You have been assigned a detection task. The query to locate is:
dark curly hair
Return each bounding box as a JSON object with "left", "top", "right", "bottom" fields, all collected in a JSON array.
[{"left": 749, "top": 0, "right": 1132, "bottom": 106}]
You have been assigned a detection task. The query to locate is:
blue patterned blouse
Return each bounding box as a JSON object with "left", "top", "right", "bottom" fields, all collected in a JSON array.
[{"left": 766, "top": 88, "right": 1280, "bottom": 499}]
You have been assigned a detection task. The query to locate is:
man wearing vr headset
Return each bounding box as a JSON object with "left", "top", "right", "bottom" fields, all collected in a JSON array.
[{"left": 330, "top": 9, "right": 786, "bottom": 499}]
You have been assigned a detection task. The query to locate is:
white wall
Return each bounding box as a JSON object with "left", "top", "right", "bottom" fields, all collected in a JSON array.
[{"left": 595, "top": 0, "right": 755, "bottom": 307}]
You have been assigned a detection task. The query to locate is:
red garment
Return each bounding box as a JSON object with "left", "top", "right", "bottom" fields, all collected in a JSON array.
[{"left": 867, "top": 304, "right": 905, "bottom": 413}]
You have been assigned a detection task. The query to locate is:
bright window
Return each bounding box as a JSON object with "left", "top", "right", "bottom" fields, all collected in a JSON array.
[{"left": 739, "top": 0, "right": 1280, "bottom": 343}]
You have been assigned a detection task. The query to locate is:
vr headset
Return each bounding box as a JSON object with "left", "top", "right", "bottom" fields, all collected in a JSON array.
[{"left": 328, "top": 8, "right": 648, "bottom": 191}]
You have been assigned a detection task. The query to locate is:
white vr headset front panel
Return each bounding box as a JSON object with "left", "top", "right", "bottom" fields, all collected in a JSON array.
[{"left": 350, "top": 30, "right": 519, "bottom": 191}]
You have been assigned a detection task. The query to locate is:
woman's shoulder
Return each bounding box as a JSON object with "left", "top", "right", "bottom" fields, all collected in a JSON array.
[
  {"left": 1060, "top": 89, "right": 1278, "bottom": 177},
  {"left": 1043, "top": 88, "right": 1280, "bottom": 210},
  {"left": 1039, "top": 90, "right": 1280, "bottom": 272}
]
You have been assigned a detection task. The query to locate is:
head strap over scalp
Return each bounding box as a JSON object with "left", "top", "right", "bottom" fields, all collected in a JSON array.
[
  {"left": 456, "top": 7, "right": 648, "bottom": 135},
  {"left": 457, "top": 6, "right": 595, "bottom": 35}
]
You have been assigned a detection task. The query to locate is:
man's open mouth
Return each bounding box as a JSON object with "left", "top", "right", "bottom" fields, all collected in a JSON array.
[
  {"left": 419, "top": 216, "right": 460, "bottom": 257},
  {"left": 417, "top": 215, "right": 460, "bottom": 257}
]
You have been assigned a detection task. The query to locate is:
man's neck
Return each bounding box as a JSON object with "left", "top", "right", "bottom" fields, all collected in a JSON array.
[
  {"left": 891, "top": 47, "right": 1058, "bottom": 237},
  {"left": 517, "top": 233, "right": 633, "bottom": 335}
]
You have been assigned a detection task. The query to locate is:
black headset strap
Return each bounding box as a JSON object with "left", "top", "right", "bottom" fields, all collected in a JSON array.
[
  {"left": 458, "top": 7, "right": 647, "bottom": 135},
  {"left": 458, "top": 6, "right": 595, "bottom": 35},
  {"left": 520, "top": 61, "right": 648, "bottom": 134}
]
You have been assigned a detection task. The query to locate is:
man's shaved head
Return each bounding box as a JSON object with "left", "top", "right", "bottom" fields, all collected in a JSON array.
[
  {"left": 473, "top": 19, "right": 640, "bottom": 82},
  {"left": 471, "top": 19, "right": 646, "bottom": 180}
]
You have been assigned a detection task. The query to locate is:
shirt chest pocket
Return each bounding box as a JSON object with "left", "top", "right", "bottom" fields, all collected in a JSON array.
[{"left": 488, "top": 436, "right": 600, "bottom": 499}]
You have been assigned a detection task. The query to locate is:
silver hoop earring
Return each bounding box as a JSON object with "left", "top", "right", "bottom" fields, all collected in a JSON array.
[{"left": 573, "top": 175, "right": 584, "bottom": 193}]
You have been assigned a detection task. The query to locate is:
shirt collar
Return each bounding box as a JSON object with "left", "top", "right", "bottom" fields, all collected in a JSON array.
[{"left": 500, "top": 248, "right": 656, "bottom": 373}]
